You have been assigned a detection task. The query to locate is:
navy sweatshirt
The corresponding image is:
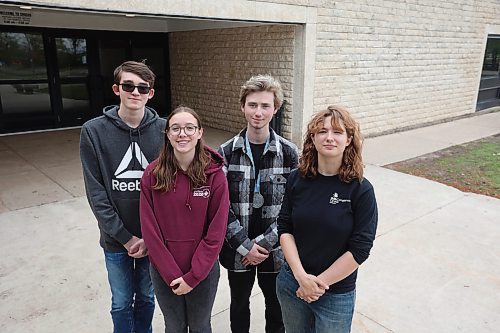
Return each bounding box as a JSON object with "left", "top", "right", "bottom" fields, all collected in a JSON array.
[{"left": 277, "top": 170, "right": 378, "bottom": 293}]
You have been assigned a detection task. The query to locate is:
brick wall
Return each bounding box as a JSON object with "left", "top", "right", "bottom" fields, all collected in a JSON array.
[
  {"left": 169, "top": 25, "right": 296, "bottom": 139},
  {"left": 311, "top": 0, "right": 500, "bottom": 135},
  {"left": 36, "top": 0, "right": 500, "bottom": 137},
  {"left": 170, "top": 0, "right": 500, "bottom": 137}
]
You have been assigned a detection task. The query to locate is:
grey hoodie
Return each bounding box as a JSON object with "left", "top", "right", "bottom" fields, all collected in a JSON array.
[{"left": 80, "top": 105, "right": 166, "bottom": 252}]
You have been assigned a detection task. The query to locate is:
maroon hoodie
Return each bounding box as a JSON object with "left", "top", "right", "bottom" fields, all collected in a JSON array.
[{"left": 140, "top": 146, "right": 229, "bottom": 288}]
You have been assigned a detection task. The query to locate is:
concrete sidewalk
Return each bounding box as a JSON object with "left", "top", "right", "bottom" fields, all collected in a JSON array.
[
  {"left": 1, "top": 111, "right": 499, "bottom": 332},
  {"left": 355, "top": 110, "right": 500, "bottom": 332},
  {"left": 363, "top": 110, "right": 500, "bottom": 166}
]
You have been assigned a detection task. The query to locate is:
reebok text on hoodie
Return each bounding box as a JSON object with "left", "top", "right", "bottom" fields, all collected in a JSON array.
[{"left": 80, "top": 105, "right": 166, "bottom": 251}]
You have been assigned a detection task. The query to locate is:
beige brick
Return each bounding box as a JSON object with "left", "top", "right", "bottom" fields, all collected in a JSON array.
[{"left": 170, "top": 25, "right": 296, "bottom": 139}]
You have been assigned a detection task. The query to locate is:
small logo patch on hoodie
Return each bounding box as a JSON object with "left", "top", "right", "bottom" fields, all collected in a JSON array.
[{"left": 193, "top": 186, "right": 210, "bottom": 198}]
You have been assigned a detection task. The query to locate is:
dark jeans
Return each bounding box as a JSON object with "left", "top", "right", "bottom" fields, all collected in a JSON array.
[
  {"left": 150, "top": 262, "right": 220, "bottom": 333},
  {"left": 228, "top": 269, "right": 284, "bottom": 333},
  {"left": 104, "top": 251, "right": 155, "bottom": 333}
]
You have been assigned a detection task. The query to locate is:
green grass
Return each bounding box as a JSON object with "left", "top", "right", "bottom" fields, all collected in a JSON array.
[{"left": 386, "top": 135, "right": 500, "bottom": 198}]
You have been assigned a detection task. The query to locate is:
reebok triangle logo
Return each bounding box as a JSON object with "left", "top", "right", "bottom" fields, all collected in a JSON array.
[{"left": 114, "top": 143, "right": 149, "bottom": 179}]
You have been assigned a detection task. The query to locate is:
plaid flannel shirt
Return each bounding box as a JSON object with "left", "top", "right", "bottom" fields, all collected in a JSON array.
[{"left": 218, "top": 128, "right": 298, "bottom": 272}]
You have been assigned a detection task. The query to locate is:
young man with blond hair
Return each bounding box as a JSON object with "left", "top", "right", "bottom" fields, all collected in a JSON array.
[{"left": 218, "top": 74, "right": 298, "bottom": 333}]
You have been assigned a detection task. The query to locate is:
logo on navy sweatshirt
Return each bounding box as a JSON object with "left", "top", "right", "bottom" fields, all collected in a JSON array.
[
  {"left": 329, "top": 192, "right": 351, "bottom": 205},
  {"left": 112, "top": 143, "right": 149, "bottom": 192}
]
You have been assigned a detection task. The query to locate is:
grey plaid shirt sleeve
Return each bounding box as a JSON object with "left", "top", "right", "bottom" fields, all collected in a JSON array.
[
  {"left": 219, "top": 146, "right": 254, "bottom": 256},
  {"left": 227, "top": 210, "right": 255, "bottom": 256},
  {"left": 254, "top": 221, "right": 278, "bottom": 251}
]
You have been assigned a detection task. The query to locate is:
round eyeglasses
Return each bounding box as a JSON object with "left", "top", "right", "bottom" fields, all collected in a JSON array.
[{"left": 167, "top": 125, "right": 199, "bottom": 136}]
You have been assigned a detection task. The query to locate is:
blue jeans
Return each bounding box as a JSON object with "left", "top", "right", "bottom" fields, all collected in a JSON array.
[
  {"left": 104, "top": 251, "right": 155, "bottom": 333},
  {"left": 150, "top": 262, "right": 220, "bottom": 333},
  {"left": 276, "top": 263, "right": 355, "bottom": 333}
]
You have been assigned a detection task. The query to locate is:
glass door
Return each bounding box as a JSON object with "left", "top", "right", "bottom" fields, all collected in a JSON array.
[
  {"left": 53, "top": 36, "right": 91, "bottom": 126},
  {"left": 0, "top": 31, "right": 54, "bottom": 132},
  {"left": 0, "top": 27, "right": 170, "bottom": 134}
]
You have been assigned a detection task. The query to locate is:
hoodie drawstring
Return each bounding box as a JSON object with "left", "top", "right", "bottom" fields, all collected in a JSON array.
[
  {"left": 129, "top": 129, "right": 136, "bottom": 170},
  {"left": 138, "top": 129, "right": 143, "bottom": 168},
  {"left": 173, "top": 171, "right": 192, "bottom": 210},
  {"left": 186, "top": 181, "right": 192, "bottom": 211}
]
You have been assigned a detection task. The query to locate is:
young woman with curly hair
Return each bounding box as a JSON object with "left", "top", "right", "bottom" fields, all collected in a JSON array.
[{"left": 276, "top": 105, "right": 378, "bottom": 333}]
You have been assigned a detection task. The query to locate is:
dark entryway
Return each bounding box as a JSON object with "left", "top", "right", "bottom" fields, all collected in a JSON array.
[{"left": 0, "top": 27, "right": 170, "bottom": 134}]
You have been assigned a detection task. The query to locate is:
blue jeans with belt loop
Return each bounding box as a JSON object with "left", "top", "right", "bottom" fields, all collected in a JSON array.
[
  {"left": 276, "top": 263, "right": 356, "bottom": 333},
  {"left": 104, "top": 251, "right": 155, "bottom": 333}
]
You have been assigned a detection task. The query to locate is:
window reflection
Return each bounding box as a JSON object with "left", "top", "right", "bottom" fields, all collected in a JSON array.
[
  {"left": 61, "top": 83, "right": 89, "bottom": 117},
  {"left": 0, "top": 83, "right": 51, "bottom": 114},
  {"left": 477, "top": 36, "right": 500, "bottom": 111},
  {"left": 482, "top": 38, "right": 500, "bottom": 77},
  {"left": 0, "top": 32, "right": 47, "bottom": 80},
  {"left": 56, "top": 38, "right": 88, "bottom": 78}
]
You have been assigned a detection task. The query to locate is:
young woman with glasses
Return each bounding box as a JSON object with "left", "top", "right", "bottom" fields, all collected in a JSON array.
[{"left": 140, "top": 106, "right": 229, "bottom": 332}]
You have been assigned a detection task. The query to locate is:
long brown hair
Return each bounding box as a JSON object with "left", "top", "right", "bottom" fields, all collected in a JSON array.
[
  {"left": 152, "top": 106, "right": 211, "bottom": 191},
  {"left": 298, "top": 105, "right": 364, "bottom": 182}
]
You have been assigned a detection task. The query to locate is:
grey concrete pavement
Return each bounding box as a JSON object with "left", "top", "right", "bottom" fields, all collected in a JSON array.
[
  {"left": 354, "top": 166, "right": 499, "bottom": 332},
  {"left": 1, "top": 111, "right": 499, "bottom": 332},
  {"left": 355, "top": 110, "right": 500, "bottom": 332},
  {"left": 363, "top": 110, "right": 500, "bottom": 166}
]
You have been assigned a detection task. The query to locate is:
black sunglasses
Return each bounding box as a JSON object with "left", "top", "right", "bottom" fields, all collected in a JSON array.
[{"left": 119, "top": 83, "right": 151, "bottom": 94}]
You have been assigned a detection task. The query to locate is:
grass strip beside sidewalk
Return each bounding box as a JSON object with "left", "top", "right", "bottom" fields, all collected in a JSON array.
[{"left": 385, "top": 134, "right": 500, "bottom": 199}]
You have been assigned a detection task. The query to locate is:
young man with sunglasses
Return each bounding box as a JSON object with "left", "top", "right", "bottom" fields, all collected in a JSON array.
[
  {"left": 80, "top": 61, "right": 166, "bottom": 333},
  {"left": 218, "top": 75, "right": 299, "bottom": 333}
]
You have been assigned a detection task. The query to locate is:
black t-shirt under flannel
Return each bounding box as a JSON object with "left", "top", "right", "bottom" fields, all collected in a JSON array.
[{"left": 249, "top": 142, "right": 266, "bottom": 239}]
